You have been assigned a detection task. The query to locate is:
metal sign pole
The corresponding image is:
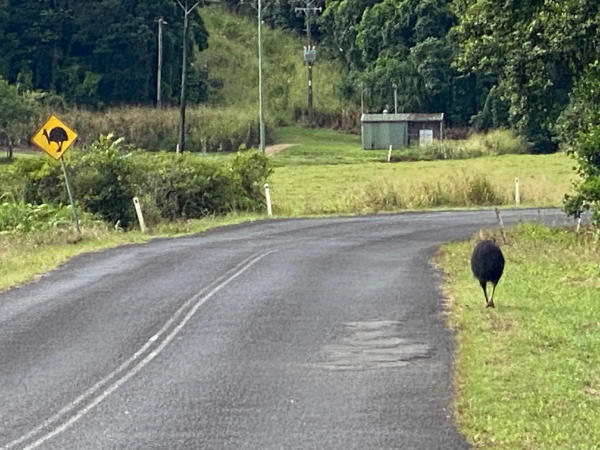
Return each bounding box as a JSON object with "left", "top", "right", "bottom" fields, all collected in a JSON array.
[{"left": 60, "top": 156, "right": 81, "bottom": 236}]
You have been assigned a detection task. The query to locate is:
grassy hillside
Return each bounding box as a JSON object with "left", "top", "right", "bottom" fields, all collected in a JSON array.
[{"left": 199, "top": 7, "right": 355, "bottom": 126}]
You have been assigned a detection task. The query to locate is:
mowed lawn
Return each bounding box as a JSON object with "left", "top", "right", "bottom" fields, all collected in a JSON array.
[
  {"left": 269, "top": 128, "right": 575, "bottom": 215},
  {"left": 439, "top": 224, "right": 600, "bottom": 449}
]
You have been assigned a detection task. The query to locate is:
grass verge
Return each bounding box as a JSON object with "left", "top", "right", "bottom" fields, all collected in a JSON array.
[
  {"left": 437, "top": 223, "right": 600, "bottom": 449},
  {"left": 0, "top": 213, "right": 260, "bottom": 293}
]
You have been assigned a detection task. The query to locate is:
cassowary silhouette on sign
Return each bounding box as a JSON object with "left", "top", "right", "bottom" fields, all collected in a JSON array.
[
  {"left": 471, "top": 239, "right": 504, "bottom": 308},
  {"left": 43, "top": 127, "right": 69, "bottom": 153}
]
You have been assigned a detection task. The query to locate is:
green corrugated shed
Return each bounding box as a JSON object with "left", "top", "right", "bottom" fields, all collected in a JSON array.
[
  {"left": 361, "top": 113, "right": 444, "bottom": 149},
  {"left": 361, "top": 114, "right": 408, "bottom": 150}
]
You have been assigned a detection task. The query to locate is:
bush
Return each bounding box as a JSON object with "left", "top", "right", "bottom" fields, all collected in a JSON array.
[
  {"left": 391, "top": 128, "right": 527, "bottom": 162},
  {"left": 139, "top": 154, "right": 239, "bottom": 220},
  {"left": 3, "top": 135, "right": 272, "bottom": 230},
  {"left": 19, "top": 134, "right": 138, "bottom": 227},
  {"left": 137, "top": 150, "right": 271, "bottom": 220},
  {"left": 559, "top": 62, "right": 600, "bottom": 230},
  {"left": 229, "top": 150, "right": 273, "bottom": 208},
  {"left": 0, "top": 202, "right": 97, "bottom": 233}
]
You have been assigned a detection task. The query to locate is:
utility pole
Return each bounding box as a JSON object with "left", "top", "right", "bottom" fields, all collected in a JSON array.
[
  {"left": 257, "top": 0, "right": 265, "bottom": 152},
  {"left": 241, "top": 0, "right": 268, "bottom": 152},
  {"left": 176, "top": 0, "right": 201, "bottom": 154},
  {"left": 156, "top": 17, "right": 167, "bottom": 108},
  {"left": 295, "top": 0, "right": 321, "bottom": 127}
]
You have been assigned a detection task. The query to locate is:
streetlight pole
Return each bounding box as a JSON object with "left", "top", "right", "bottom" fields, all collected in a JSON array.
[
  {"left": 156, "top": 17, "right": 167, "bottom": 108},
  {"left": 176, "top": 0, "right": 201, "bottom": 154},
  {"left": 241, "top": 0, "right": 268, "bottom": 152},
  {"left": 257, "top": 0, "right": 265, "bottom": 152}
]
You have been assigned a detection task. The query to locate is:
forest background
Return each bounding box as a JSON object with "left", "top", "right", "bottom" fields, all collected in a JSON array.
[{"left": 1, "top": 0, "right": 600, "bottom": 224}]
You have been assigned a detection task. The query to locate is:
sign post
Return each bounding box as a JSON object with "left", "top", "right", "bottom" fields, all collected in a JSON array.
[{"left": 31, "top": 115, "right": 80, "bottom": 235}]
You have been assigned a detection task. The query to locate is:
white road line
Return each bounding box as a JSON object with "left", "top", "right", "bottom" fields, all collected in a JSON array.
[{"left": 3, "top": 249, "right": 277, "bottom": 450}]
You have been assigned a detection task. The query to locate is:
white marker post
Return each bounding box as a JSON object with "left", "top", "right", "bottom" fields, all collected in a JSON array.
[
  {"left": 387, "top": 144, "right": 392, "bottom": 162},
  {"left": 133, "top": 197, "right": 147, "bottom": 233},
  {"left": 515, "top": 177, "right": 520, "bottom": 205},
  {"left": 264, "top": 183, "right": 272, "bottom": 216}
]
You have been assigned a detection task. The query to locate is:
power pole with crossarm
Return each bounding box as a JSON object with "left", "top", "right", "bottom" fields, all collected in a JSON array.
[{"left": 294, "top": 0, "right": 322, "bottom": 127}]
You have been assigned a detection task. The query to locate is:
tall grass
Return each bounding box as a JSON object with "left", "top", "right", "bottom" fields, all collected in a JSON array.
[
  {"left": 393, "top": 129, "right": 528, "bottom": 161},
  {"left": 347, "top": 173, "right": 502, "bottom": 212},
  {"left": 62, "top": 106, "right": 265, "bottom": 152}
]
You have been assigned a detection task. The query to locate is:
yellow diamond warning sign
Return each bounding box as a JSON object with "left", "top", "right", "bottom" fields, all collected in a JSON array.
[{"left": 31, "top": 115, "right": 78, "bottom": 160}]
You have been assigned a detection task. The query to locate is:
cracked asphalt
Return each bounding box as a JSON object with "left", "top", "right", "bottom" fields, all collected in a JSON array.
[{"left": 0, "top": 209, "right": 569, "bottom": 449}]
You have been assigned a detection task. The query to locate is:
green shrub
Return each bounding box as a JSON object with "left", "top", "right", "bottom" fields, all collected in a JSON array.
[
  {"left": 72, "top": 134, "right": 139, "bottom": 227},
  {"left": 229, "top": 150, "right": 273, "bottom": 209},
  {"left": 392, "top": 129, "right": 528, "bottom": 161},
  {"left": 138, "top": 154, "right": 238, "bottom": 219},
  {"left": 136, "top": 150, "right": 271, "bottom": 220},
  {"left": 0, "top": 202, "right": 97, "bottom": 233}
]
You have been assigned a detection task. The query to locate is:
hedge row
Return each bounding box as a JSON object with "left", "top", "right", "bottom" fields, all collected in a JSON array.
[{"left": 1, "top": 135, "right": 272, "bottom": 229}]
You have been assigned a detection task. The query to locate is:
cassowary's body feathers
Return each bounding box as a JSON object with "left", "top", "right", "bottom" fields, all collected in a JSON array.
[{"left": 471, "top": 239, "right": 504, "bottom": 307}]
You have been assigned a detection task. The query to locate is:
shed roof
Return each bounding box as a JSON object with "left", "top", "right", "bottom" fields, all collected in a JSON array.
[{"left": 361, "top": 113, "right": 444, "bottom": 123}]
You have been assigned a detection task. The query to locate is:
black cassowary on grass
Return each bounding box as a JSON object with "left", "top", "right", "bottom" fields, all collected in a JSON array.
[{"left": 471, "top": 239, "right": 504, "bottom": 308}]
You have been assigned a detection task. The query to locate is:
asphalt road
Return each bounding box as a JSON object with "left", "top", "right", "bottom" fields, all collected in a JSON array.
[{"left": 0, "top": 209, "right": 570, "bottom": 449}]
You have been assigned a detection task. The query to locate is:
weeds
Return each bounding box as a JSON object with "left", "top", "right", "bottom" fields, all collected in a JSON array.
[
  {"left": 345, "top": 173, "right": 505, "bottom": 214},
  {"left": 392, "top": 129, "right": 528, "bottom": 161},
  {"left": 0, "top": 202, "right": 98, "bottom": 233}
]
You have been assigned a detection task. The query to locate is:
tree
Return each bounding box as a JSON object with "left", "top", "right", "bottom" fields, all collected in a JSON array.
[
  {"left": 0, "top": 77, "right": 40, "bottom": 160},
  {"left": 453, "top": 0, "right": 600, "bottom": 152},
  {"left": 319, "top": 0, "right": 478, "bottom": 124},
  {"left": 0, "top": 0, "right": 209, "bottom": 107},
  {"left": 559, "top": 61, "right": 600, "bottom": 229}
]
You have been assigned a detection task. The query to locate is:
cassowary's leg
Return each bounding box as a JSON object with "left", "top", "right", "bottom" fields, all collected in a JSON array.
[
  {"left": 479, "top": 280, "right": 489, "bottom": 305},
  {"left": 487, "top": 282, "right": 497, "bottom": 308}
]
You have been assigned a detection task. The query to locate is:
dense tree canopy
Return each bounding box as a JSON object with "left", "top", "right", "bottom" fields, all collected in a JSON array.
[
  {"left": 453, "top": 0, "right": 600, "bottom": 152},
  {"left": 0, "top": 0, "right": 208, "bottom": 107},
  {"left": 317, "top": 0, "right": 482, "bottom": 125}
]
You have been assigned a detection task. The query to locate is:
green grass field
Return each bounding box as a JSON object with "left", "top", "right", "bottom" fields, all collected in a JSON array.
[
  {"left": 268, "top": 127, "right": 575, "bottom": 215},
  {"left": 270, "top": 153, "right": 574, "bottom": 215},
  {"left": 438, "top": 224, "right": 600, "bottom": 449}
]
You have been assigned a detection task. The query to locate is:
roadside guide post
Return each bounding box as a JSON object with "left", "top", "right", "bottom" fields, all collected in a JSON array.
[{"left": 31, "top": 115, "right": 80, "bottom": 236}]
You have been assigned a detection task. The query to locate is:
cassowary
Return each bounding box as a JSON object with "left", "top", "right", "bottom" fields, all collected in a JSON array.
[
  {"left": 471, "top": 239, "right": 504, "bottom": 308},
  {"left": 43, "top": 127, "right": 68, "bottom": 153}
]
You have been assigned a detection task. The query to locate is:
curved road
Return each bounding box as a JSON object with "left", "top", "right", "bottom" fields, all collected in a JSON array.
[{"left": 0, "top": 209, "right": 568, "bottom": 449}]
